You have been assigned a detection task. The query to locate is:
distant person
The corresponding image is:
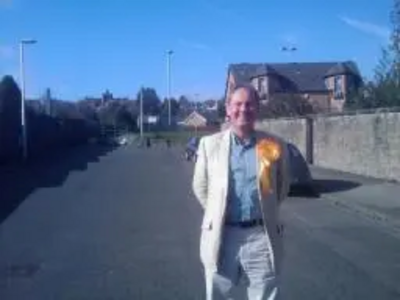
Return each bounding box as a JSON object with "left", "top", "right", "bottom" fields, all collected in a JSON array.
[
  {"left": 165, "top": 138, "right": 171, "bottom": 148},
  {"left": 192, "top": 84, "right": 291, "bottom": 300},
  {"left": 146, "top": 137, "right": 151, "bottom": 148},
  {"left": 185, "top": 136, "right": 199, "bottom": 161}
]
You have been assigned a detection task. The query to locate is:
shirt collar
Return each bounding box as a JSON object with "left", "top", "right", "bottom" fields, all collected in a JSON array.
[{"left": 230, "top": 131, "right": 257, "bottom": 147}]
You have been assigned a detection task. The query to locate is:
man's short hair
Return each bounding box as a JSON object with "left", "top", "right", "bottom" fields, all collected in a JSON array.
[{"left": 228, "top": 83, "right": 260, "bottom": 104}]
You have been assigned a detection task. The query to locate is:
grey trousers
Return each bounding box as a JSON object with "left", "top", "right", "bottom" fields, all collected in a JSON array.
[{"left": 205, "top": 226, "right": 279, "bottom": 300}]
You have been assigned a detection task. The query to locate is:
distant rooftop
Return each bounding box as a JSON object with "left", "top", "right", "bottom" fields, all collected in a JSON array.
[{"left": 228, "top": 61, "right": 362, "bottom": 93}]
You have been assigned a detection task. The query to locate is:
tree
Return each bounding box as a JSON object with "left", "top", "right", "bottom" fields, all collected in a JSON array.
[
  {"left": 114, "top": 104, "right": 137, "bottom": 130},
  {"left": 178, "top": 95, "right": 190, "bottom": 108},
  {"left": 76, "top": 100, "right": 99, "bottom": 121},
  {"left": 0, "top": 75, "right": 22, "bottom": 159},
  {"left": 259, "top": 94, "right": 315, "bottom": 118},
  {"left": 97, "top": 101, "right": 137, "bottom": 131},
  {"left": 124, "top": 100, "right": 139, "bottom": 119},
  {"left": 0, "top": 75, "right": 21, "bottom": 116},
  {"left": 217, "top": 97, "right": 226, "bottom": 120},
  {"left": 97, "top": 101, "right": 120, "bottom": 125},
  {"left": 52, "top": 100, "right": 85, "bottom": 120},
  {"left": 161, "top": 97, "right": 180, "bottom": 116},
  {"left": 41, "top": 88, "right": 54, "bottom": 116},
  {"left": 204, "top": 99, "right": 217, "bottom": 109},
  {"left": 345, "top": 81, "right": 374, "bottom": 110},
  {"left": 354, "top": 0, "right": 400, "bottom": 109},
  {"left": 136, "top": 87, "right": 161, "bottom": 115}
]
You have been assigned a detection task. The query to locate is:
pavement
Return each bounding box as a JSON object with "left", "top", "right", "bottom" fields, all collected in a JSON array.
[
  {"left": 0, "top": 143, "right": 399, "bottom": 299},
  {"left": 310, "top": 166, "right": 400, "bottom": 237}
]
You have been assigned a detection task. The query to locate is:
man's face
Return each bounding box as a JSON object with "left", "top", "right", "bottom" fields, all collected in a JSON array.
[{"left": 226, "top": 88, "right": 258, "bottom": 130}]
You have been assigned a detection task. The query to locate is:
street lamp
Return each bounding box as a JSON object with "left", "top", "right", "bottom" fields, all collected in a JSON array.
[
  {"left": 194, "top": 93, "right": 199, "bottom": 135},
  {"left": 19, "top": 39, "right": 37, "bottom": 161},
  {"left": 139, "top": 86, "right": 144, "bottom": 138},
  {"left": 281, "top": 46, "right": 297, "bottom": 52},
  {"left": 166, "top": 50, "right": 173, "bottom": 127}
]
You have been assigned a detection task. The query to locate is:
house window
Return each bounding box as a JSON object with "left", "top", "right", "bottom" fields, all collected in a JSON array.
[
  {"left": 251, "top": 78, "right": 258, "bottom": 90},
  {"left": 333, "top": 75, "right": 343, "bottom": 100},
  {"left": 258, "top": 77, "right": 267, "bottom": 97}
]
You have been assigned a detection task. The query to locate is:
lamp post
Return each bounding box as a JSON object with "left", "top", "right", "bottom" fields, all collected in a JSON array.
[
  {"left": 139, "top": 86, "right": 144, "bottom": 138},
  {"left": 166, "top": 50, "right": 173, "bottom": 126},
  {"left": 193, "top": 93, "right": 200, "bottom": 135},
  {"left": 19, "top": 39, "right": 37, "bottom": 161}
]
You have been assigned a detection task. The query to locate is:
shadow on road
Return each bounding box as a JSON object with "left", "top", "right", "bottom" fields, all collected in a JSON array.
[
  {"left": 0, "top": 144, "right": 117, "bottom": 225},
  {"left": 313, "top": 179, "right": 361, "bottom": 194}
]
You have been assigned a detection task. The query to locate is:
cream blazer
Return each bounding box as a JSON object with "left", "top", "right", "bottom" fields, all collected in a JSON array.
[{"left": 192, "top": 129, "right": 291, "bottom": 273}]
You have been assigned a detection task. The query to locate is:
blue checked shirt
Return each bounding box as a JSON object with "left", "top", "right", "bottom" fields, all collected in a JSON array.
[{"left": 225, "top": 133, "right": 263, "bottom": 223}]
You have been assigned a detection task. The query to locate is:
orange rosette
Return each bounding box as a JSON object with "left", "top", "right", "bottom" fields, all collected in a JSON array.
[
  {"left": 256, "top": 139, "right": 281, "bottom": 162},
  {"left": 256, "top": 138, "right": 282, "bottom": 197}
]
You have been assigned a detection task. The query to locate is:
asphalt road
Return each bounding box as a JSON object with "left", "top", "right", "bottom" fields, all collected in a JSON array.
[{"left": 0, "top": 143, "right": 399, "bottom": 300}]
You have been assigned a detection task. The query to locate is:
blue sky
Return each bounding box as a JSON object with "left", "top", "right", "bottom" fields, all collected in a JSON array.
[{"left": 0, "top": 0, "right": 393, "bottom": 101}]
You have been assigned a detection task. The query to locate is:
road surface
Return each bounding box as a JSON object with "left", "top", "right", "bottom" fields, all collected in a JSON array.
[{"left": 0, "top": 143, "right": 399, "bottom": 300}]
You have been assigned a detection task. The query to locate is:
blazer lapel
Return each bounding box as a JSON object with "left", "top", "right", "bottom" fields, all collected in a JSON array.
[
  {"left": 255, "top": 131, "right": 269, "bottom": 199},
  {"left": 219, "top": 130, "right": 231, "bottom": 201}
]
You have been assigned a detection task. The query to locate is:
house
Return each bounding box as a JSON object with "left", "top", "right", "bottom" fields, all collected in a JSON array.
[
  {"left": 224, "top": 61, "right": 363, "bottom": 112},
  {"left": 203, "top": 99, "right": 219, "bottom": 111},
  {"left": 179, "top": 110, "right": 220, "bottom": 128},
  {"left": 158, "top": 110, "right": 179, "bottom": 129},
  {"left": 180, "top": 111, "right": 206, "bottom": 127}
]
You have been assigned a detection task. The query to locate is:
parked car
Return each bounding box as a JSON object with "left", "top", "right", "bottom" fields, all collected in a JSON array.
[
  {"left": 287, "top": 143, "right": 317, "bottom": 196},
  {"left": 185, "top": 137, "right": 200, "bottom": 161},
  {"left": 118, "top": 136, "right": 128, "bottom": 146},
  {"left": 96, "top": 136, "right": 119, "bottom": 146}
]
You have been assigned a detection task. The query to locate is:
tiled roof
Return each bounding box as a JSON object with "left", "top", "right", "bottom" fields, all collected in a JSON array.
[
  {"left": 228, "top": 61, "right": 362, "bottom": 93},
  {"left": 180, "top": 109, "right": 220, "bottom": 124}
]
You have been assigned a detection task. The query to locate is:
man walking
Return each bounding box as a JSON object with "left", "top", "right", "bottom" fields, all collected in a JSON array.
[{"left": 192, "top": 84, "right": 291, "bottom": 300}]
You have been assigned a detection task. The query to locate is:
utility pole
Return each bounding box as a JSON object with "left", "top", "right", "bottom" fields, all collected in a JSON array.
[
  {"left": 140, "top": 87, "right": 144, "bottom": 138},
  {"left": 166, "top": 50, "right": 174, "bottom": 127},
  {"left": 19, "top": 39, "right": 37, "bottom": 161}
]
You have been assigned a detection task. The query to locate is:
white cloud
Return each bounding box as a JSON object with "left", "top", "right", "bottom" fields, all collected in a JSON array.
[{"left": 339, "top": 16, "right": 390, "bottom": 40}]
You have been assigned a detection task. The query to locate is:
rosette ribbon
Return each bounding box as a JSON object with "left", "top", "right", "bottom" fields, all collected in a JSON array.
[{"left": 256, "top": 138, "right": 281, "bottom": 198}]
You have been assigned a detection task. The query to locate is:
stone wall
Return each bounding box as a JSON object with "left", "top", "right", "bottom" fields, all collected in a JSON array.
[
  {"left": 255, "top": 112, "right": 400, "bottom": 181},
  {"left": 256, "top": 118, "right": 308, "bottom": 156}
]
